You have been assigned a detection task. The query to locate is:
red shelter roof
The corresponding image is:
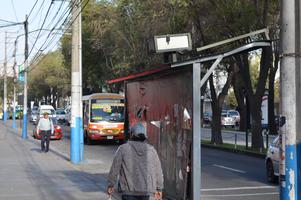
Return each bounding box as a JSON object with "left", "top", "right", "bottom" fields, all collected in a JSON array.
[{"left": 106, "top": 65, "right": 170, "bottom": 84}]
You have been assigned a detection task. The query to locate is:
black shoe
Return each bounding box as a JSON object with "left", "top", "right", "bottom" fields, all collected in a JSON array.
[
  {"left": 45, "top": 150, "right": 49, "bottom": 153},
  {"left": 41, "top": 149, "right": 45, "bottom": 152}
]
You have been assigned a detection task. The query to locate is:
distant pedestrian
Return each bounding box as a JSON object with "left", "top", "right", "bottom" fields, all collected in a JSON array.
[
  {"left": 107, "top": 122, "right": 164, "bottom": 200},
  {"left": 37, "top": 112, "right": 54, "bottom": 153}
]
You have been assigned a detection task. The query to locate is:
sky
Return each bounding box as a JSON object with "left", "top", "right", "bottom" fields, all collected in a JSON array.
[{"left": 0, "top": 0, "right": 70, "bottom": 77}]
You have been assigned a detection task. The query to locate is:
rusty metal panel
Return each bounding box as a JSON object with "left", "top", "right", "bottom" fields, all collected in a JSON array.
[{"left": 125, "top": 67, "right": 193, "bottom": 200}]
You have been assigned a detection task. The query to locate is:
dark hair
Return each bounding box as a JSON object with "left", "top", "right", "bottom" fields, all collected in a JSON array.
[{"left": 130, "top": 133, "right": 147, "bottom": 142}]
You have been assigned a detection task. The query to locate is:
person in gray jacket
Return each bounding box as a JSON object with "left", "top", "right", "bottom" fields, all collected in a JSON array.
[{"left": 107, "top": 122, "right": 164, "bottom": 200}]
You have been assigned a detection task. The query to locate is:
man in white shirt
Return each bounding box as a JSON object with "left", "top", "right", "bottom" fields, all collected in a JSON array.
[{"left": 37, "top": 112, "right": 54, "bottom": 153}]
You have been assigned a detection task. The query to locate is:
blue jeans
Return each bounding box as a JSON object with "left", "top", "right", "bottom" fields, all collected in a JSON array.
[{"left": 121, "top": 195, "right": 150, "bottom": 200}]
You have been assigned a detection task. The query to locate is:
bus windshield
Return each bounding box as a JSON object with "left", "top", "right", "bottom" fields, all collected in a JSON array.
[{"left": 90, "top": 99, "right": 124, "bottom": 123}]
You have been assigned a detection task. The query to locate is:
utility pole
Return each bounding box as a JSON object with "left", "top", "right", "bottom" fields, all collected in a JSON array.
[
  {"left": 70, "top": 0, "right": 83, "bottom": 164},
  {"left": 3, "top": 32, "right": 7, "bottom": 123},
  {"left": 280, "top": 0, "right": 301, "bottom": 199},
  {"left": 12, "top": 39, "right": 17, "bottom": 129},
  {"left": 22, "top": 15, "right": 28, "bottom": 139}
]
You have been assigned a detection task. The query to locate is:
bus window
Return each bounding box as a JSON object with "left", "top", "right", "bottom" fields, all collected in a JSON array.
[{"left": 90, "top": 99, "right": 124, "bottom": 123}]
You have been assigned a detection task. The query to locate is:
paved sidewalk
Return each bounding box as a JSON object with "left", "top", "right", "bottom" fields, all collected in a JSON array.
[{"left": 0, "top": 121, "right": 117, "bottom": 200}]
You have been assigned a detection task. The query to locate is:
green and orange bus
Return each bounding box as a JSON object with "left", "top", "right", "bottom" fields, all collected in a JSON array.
[{"left": 82, "top": 93, "right": 125, "bottom": 144}]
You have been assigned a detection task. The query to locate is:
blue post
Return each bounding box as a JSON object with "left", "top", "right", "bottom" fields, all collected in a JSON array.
[
  {"left": 22, "top": 114, "right": 27, "bottom": 139},
  {"left": 280, "top": 0, "right": 301, "bottom": 199},
  {"left": 71, "top": 117, "right": 82, "bottom": 164},
  {"left": 281, "top": 144, "right": 301, "bottom": 200},
  {"left": 80, "top": 118, "right": 84, "bottom": 162},
  {"left": 12, "top": 111, "right": 16, "bottom": 129},
  {"left": 3, "top": 111, "right": 7, "bottom": 122}
]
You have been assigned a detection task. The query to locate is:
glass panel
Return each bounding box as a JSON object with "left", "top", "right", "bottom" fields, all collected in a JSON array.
[{"left": 90, "top": 99, "right": 124, "bottom": 123}]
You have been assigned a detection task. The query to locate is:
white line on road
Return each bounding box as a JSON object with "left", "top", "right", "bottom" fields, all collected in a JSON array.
[
  {"left": 201, "top": 192, "right": 279, "bottom": 197},
  {"left": 201, "top": 185, "right": 277, "bottom": 192},
  {"left": 213, "top": 164, "right": 246, "bottom": 174}
]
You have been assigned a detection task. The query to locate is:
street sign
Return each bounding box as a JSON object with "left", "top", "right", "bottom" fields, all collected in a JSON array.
[
  {"left": 18, "top": 65, "right": 25, "bottom": 73},
  {"left": 18, "top": 72, "right": 24, "bottom": 83},
  {"left": 154, "top": 33, "right": 192, "bottom": 53}
]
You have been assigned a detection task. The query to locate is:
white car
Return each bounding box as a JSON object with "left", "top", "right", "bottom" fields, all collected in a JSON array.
[
  {"left": 227, "top": 110, "right": 240, "bottom": 125},
  {"left": 221, "top": 113, "right": 236, "bottom": 128},
  {"left": 266, "top": 136, "right": 280, "bottom": 183},
  {"left": 30, "top": 110, "right": 38, "bottom": 123},
  {"left": 56, "top": 108, "right": 67, "bottom": 123},
  {"left": 65, "top": 107, "right": 71, "bottom": 126},
  {"left": 38, "top": 105, "right": 56, "bottom": 120}
]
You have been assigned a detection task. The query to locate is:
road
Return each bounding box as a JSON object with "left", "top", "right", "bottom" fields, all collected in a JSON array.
[{"left": 11, "top": 120, "right": 279, "bottom": 200}]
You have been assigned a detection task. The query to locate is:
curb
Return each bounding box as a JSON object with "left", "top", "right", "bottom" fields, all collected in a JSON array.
[{"left": 202, "top": 143, "right": 266, "bottom": 159}]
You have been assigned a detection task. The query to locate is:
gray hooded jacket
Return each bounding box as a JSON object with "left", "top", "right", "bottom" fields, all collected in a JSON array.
[{"left": 108, "top": 141, "right": 164, "bottom": 196}]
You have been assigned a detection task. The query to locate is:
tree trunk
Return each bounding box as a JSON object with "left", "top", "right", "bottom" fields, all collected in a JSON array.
[
  {"left": 250, "top": 101, "right": 264, "bottom": 149},
  {"left": 232, "top": 63, "right": 247, "bottom": 131},
  {"left": 211, "top": 102, "right": 222, "bottom": 144},
  {"left": 268, "top": 55, "right": 279, "bottom": 134},
  {"left": 209, "top": 70, "right": 233, "bottom": 145},
  {"left": 235, "top": 46, "right": 272, "bottom": 150},
  {"left": 209, "top": 75, "right": 223, "bottom": 145}
]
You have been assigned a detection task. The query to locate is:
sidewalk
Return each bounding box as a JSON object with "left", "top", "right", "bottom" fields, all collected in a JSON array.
[{"left": 0, "top": 121, "right": 117, "bottom": 200}]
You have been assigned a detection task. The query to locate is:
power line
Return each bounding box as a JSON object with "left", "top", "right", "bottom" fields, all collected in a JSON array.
[
  {"left": 28, "top": 0, "right": 79, "bottom": 63},
  {"left": 10, "top": 0, "right": 19, "bottom": 22},
  {"left": 27, "top": 1, "right": 54, "bottom": 59},
  {"left": 28, "top": 0, "right": 40, "bottom": 19},
  {"left": 0, "top": 22, "right": 23, "bottom": 29},
  {"left": 29, "top": 0, "right": 90, "bottom": 73},
  {"left": 0, "top": 19, "right": 19, "bottom": 24}
]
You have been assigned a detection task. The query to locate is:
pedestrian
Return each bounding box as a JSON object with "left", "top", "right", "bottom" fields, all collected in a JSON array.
[
  {"left": 37, "top": 112, "right": 54, "bottom": 153},
  {"left": 107, "top": 122, "right": 164, "bottom": 200}
]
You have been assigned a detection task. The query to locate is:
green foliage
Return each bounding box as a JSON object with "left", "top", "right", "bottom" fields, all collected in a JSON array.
[
  {"left": 226, "top": 89, "right": 238, "bottom": 108},
  {"left": 28, "top": 51, "right": 69, "bottom": 101}
]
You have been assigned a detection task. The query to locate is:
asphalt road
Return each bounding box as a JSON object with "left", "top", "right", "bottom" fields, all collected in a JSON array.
[{"left": 18, "top": 120, "right": 279, "bottom": 200}]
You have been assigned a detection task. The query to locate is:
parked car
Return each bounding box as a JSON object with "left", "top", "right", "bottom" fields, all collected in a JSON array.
[
  {"left": 30, "top": 110, "right": 38, "bottom": 124},
  {"left": 56, "top": 108, "right": 67, "bottom": 123},
  {"left": 266, "top": 136, "right": 280, "bottom": 183},
  {"left": 38, "top": 105, "right": 56, "bottom": 120},
  {"left": 203, "top": 112, "right": 212, "bottom": 124},
  {"left": 65, "top": 106, "right": 71, "bottom": 126},
  {"left": 221, "top": 112, "right": 236, "bottom": 128},
  {"left": 227, "top": 110, "right": 240, "bottom": 125},
  {"left": 32, "top": 118, "right": 63, "bottom": 140}
]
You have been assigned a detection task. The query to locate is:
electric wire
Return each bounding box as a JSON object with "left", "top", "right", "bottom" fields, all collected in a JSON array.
[
  {"left": 10, "top": 0, "right": 19, "bottom": 22},
  {"left": 28, "top": 0, "right": 81, "bottom": 64},
  {"left": 28, "top": 0, "right": 40, "bottom": 19},
  {"left": 0, "top": 23, "right": 23, "bottom": 29},
  {"left": 27, "top": 1, "right": 54, "bottom": 60},
  {"left": 0, "top": 19, "right": 19, "bottom": 24},
  {"left": 29, "top": 0, "right": 90, "bottom": 73},
  {"left": 27, "top": 0, "right": 76, "bottom": 60}
]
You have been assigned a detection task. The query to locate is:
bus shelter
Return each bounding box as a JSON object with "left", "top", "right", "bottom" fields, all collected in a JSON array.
[{"left": 108, "top": 41, "right": 271, "bottom": 200}]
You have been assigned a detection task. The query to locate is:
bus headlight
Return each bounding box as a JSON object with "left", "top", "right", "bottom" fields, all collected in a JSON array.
[{"left": 89, "top": 129, "right": 100, "bottom": 134}]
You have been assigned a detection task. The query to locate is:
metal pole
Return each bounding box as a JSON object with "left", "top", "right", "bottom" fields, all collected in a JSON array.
[
  {"left": 235, "top": 133, "right": 237, "bottom": 149},
  {"left": 22, "top": 15, "right": 28, "bottom": 139},
  {"left": 12, "top": 40, "right": 17, "bottom": 129},
  {"left": 266, "top": 130, "right": 269, "bottom": 150},
  {"left": 3, "top": 32, "right": 7, "bottom": 122},
  {"left": 192, "top": 62, "right": 201, "bottom": 200},
  {"left": 70, "top": 0, "right": 83, "bottom": 164},
  {"left": 280, "top": 0, "right": 301, "bottom": 199},
  {"left": 244, "top": 94, "right": 249, "bottom": 149}
]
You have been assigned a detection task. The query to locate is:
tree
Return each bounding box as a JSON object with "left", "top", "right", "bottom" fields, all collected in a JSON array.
[
  {"left": 28, "top": 51, "right": 69, "bottom": 108},
  {"left": 209, "top": 63, "right": 233, "bottom": 144}
]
